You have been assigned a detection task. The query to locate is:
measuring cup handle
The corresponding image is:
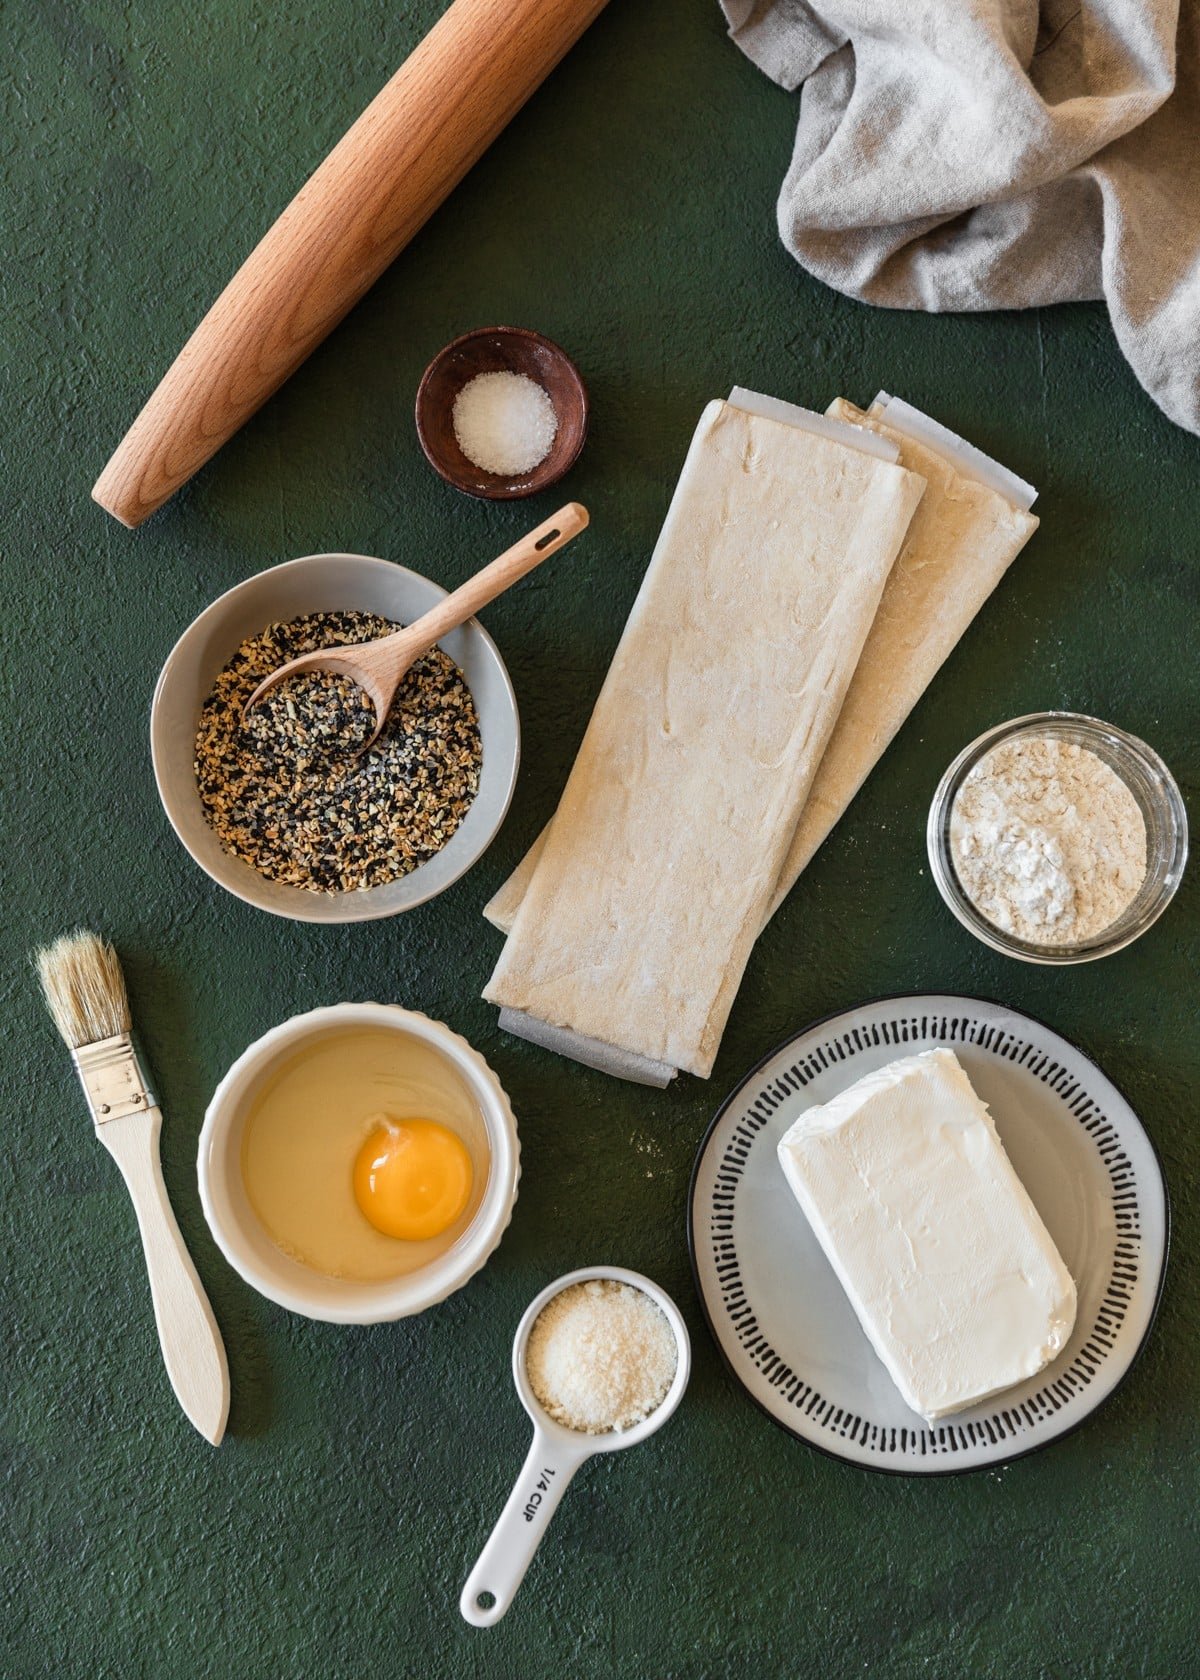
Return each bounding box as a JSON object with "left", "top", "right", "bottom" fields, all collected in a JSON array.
[{"left": 460, "top": 1431, "right": 585, "bottom": 1627}]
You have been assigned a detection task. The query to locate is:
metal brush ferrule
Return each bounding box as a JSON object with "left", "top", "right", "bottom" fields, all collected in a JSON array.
[{"left": 71, "top": 1033, "right": 154, "bottom": 1124}]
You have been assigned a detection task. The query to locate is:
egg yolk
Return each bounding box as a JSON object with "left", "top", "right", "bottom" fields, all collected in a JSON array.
[{"left": 352, "top": 1117, "right": 473, "bottom": 1242}]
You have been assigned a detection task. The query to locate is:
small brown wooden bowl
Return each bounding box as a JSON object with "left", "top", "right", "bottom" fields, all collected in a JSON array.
[{"left": 415, "top": 326, "right": 588, "bottom": 500}]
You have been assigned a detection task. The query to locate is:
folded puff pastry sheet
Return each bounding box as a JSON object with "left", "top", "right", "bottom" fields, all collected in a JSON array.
[
  {"left": 485, "top": 396, "right": 1039, "bottom": 940},
  {"left": 766, "top": 397, "right": 1039, "bottom": 915},
  {"left": 482, "top": 399, "right": 926, "bottom": 1079}
]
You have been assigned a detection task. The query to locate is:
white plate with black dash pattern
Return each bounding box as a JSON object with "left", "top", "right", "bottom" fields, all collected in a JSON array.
[{"left": 688, "top": 995, "right": 1169, "bottom": 1475}]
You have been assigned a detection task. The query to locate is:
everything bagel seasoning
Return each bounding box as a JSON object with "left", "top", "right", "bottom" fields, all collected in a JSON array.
[{"left": 194, "top": 610, "right": 482, "bottom": 893}]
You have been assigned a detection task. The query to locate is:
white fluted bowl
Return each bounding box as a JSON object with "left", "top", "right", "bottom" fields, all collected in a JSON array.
[{"left": 198, "top": 1003, "right": 520, "bottom": 1323}]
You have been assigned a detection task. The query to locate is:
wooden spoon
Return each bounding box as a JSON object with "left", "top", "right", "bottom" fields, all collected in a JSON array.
[{"left": 244, "top": 502, "right": 588, "bottom": 747}]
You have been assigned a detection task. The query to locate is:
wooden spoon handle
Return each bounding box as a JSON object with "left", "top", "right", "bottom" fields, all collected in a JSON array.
[
  {"left": 242, "top": 504, "right": 587, "bottom": 725},
  {"left": 383, "top": 502, "right": 589, "bottom": 668},
  {"left": 91, "top": 0, "right": 610, "bottom": 527}
]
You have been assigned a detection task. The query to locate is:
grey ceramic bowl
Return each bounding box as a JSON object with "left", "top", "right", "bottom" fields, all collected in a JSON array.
[{"left": 151, "top": 553, "right": 519, "bottom": 922}]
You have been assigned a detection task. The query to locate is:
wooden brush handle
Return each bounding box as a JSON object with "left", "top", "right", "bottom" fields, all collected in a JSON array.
[
  {"left": 92, "top": 0, "right": 610, "bottom": 527},
  {"left": 99, "top": 1109, "right": 230, "bottom": 1445}
]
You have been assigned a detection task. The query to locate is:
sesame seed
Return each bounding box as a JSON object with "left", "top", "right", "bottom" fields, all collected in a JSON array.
[{"left": 194, "top": 610, "right": 483, "bottom": 894}]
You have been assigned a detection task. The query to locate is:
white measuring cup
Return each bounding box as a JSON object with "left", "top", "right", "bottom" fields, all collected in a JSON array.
[{"left": 460, "top": 1265, "right": 691, "bottom": 1627}]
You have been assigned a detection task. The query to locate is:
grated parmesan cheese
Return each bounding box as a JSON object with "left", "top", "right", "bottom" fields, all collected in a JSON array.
[{"left": 526, "top": 1279, "right": 677, "bottom": 1434}]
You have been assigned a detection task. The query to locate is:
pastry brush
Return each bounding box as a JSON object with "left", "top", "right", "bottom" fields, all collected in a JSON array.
[{"left": 35, "top": 931, "right": 229, "bottom": 1445}]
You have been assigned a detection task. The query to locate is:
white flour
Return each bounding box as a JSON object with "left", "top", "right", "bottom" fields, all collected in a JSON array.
[{"left": 950, "top": 736, "right": 1147, "bottom": 945}]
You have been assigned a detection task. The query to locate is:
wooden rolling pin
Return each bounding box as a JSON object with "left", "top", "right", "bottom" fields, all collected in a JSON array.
[{"left": 93, "top": 0, "right": 610, "bottom": 528}]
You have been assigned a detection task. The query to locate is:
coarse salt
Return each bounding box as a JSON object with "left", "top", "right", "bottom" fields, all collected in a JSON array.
[
  {"left": 525, "top": 1279, "right": 677, "bottom": 1434},
  {"left": 452, "top": 371, "right": 558, "bottom": 477}
]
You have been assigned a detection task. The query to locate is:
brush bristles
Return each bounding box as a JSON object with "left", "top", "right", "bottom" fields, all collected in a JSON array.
[{"left": 35, "top": 930, "right": 131, "bottom": 1049}]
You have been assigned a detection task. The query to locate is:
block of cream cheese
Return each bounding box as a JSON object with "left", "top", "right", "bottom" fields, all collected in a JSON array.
[{"left": 777, "top": 1048, "right": 1076, "bottom": 1421}]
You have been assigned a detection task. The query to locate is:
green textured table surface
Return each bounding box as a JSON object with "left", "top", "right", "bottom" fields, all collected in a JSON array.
[{"left": 4, "top": 3, "right": 1198, "bottom": 1676}]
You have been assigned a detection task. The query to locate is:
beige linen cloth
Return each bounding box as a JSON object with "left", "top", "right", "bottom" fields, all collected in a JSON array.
[
  {"left": 483, "top": 399, "right": 925, "bottom": 1081},
  {"left": 720, "top": 0, "right": 1200, "bottom": 434}
]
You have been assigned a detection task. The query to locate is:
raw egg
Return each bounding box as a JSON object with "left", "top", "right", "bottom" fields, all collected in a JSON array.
[{"left": 353, "top": 1115, "right": 473, "bottom": 1241}]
